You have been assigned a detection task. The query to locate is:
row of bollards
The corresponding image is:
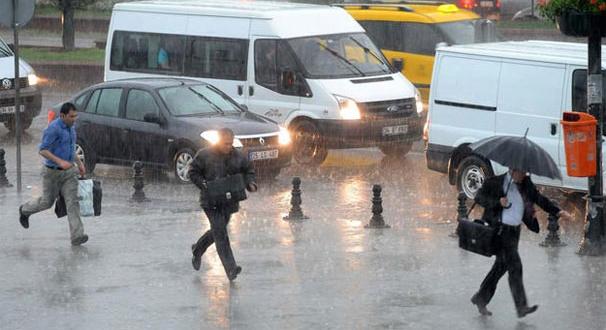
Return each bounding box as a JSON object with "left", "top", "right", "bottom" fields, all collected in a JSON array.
[
  {"left": 283, "top": 176, "right": 389, "bottom": 229},
  {"left": 454, "top": 191, "right": 566, "bottom": 247}
]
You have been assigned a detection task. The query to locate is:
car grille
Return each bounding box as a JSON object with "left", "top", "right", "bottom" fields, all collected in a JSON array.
[
  {"left": 0, "top": 77, "right": 28, "bottom": 90},
  {"left": 359, "top": 97, "right": 416, "bottom": 119},
  {"left": 239, "top": 135, "right": 280, "bottom": 148}
]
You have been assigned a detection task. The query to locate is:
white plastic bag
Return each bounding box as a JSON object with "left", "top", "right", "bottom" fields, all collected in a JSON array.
[{"left": 78, "top": 179, "right": 94, "bottom": 217}]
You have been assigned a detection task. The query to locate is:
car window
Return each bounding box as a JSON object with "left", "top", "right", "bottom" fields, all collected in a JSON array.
[
  {"left": 74, "top": 91, "right": 90, "bottom": 111},
  {"left": 110, "top": 31, "right": 186, "bottom": 74},
  {"left": 158, "top": 84, "right": 241, "bottom": 116},
  {"left": 85, "top": 90, "right": 101, "bottom": 113},
  {"left": 126, "top": 89, "right": 159, "bottom": 121},
  {"left": 96, "top": 88, "right": 122, "bottom": 117}
]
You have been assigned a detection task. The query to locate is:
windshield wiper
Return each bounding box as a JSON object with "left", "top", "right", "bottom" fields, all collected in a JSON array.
[
  {"left": 348, "top": 36, "right": 391, "bottom": 74},
  {"left": 189, "top": 88, "right": 224, "bottom": 115},
  {"left": 316, "top": 42, "right": 365, "bottom": 77}
]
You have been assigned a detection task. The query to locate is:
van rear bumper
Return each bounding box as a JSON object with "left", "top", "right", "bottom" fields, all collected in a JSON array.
[
  {"left": 317, "top": 116, "right": 424, "bottom": 149},
  {"left": 425, "top": 143, "right": 453, "bottom": 173}
]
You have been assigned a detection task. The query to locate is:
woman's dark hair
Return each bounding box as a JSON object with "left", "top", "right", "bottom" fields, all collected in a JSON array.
[{"left": 60, "top": 102, "right": 77, "bottom": 115}]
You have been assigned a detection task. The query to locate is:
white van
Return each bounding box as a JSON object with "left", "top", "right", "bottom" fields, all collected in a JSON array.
[
  {"left": 0, "top": 37, "right": 41, "bottom": 132},
  {"left": 104, "top": 0, "right": 424, "bottom": 165},
  {"left": 425, "top": 40, "right": 605, "bottom": 198}
]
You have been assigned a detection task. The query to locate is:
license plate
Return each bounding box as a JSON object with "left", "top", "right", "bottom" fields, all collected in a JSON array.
[
  {"left": 480, "top": 1, "right": 494, "bottom": 7},
  {"left": 249, "top": 149, "right": 279, "bottom": 161},
  {"left": 382, "top": 125, "right": 408, "bottom": 136},
  {"left": 0, "top": 105, "right": 25, "bottom": 114}
]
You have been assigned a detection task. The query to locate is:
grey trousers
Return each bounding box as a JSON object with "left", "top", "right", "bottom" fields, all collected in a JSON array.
[{"left": 22, "top": 166, "right": 84, "bottom": 240}]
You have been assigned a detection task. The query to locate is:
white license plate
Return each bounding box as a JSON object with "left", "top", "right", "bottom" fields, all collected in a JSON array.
[
  {"left": 249, "top": 149, "right": 279, "bottom": 161},
  {"left": 480, "top": 1, "right": 494, "bottom": 7},
  {"left": 382, "top": 125, "right": 408, "bottom": 136},
  {"left": 0, "top": 105, "right": 25, "bottom": 114}
]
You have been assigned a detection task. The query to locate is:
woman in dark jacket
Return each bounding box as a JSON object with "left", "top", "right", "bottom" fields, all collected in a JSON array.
[{"left": 471, "top": 169, "right": 572, "bottom": 318}]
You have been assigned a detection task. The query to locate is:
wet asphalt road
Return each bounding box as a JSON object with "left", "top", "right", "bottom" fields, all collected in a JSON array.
[{"left": 0, "top": 87, "right": 604, "bottom": 330}]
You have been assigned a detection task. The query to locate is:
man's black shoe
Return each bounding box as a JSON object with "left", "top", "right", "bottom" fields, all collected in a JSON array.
[
  {"left": 471, "top": 296, "right": 492, "bottom": 316},
  {"left": 517, "top": 305, "right": 538, "bottom": 318},
  {"left": 71, "top": 235, "right": 89, "bottom": 246},
  {"left": 191, "top": 244, "right": 201, "bottom": 271},
  {"left": 228, "top": 266, "right": 242, "bottom": 281},
  {"left": 19, "top": 206, "right": 29, "bottom": 229}
]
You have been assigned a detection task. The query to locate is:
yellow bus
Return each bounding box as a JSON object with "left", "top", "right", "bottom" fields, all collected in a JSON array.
[{"left": 339, "top": 2, "right": 498, "bottom": 104}]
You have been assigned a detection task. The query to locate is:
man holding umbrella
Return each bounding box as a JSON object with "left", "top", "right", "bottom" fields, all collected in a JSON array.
[{"left": 467, "top": 131, "right": 573, "bottom": 318}]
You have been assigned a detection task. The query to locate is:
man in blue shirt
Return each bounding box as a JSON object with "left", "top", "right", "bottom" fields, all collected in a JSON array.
[{"left": 19, "top": 102, "right": 88, "bottom": 246}]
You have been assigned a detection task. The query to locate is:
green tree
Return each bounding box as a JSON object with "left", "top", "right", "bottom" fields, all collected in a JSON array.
[{"left": 49, "top": 0, "right": 97, "bottom": 50}]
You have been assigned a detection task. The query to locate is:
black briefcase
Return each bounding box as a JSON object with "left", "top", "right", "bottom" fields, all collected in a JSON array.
[
  {"left": 206, "top": 174, "right": 247, "bottom": 205},
  {"left": 457, "top": 219, "right": 498, "bottom": 257}
]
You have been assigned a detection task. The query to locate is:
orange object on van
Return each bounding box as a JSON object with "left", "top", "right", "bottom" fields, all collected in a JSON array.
[
  {"left": 561, "top": 111, "right": 597, "bottom": 177},
  {"left": 47, "top": 109, "right": 56, "bottom": 124}
]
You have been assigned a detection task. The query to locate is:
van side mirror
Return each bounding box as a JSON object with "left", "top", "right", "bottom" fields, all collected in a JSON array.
[
  {"left": 144, "top": 113, "right": 163, "bottom": 125},
  {"left": 392, "top": 58, "right": 404, "bottom": 72},
  {"left": 281, "top": 70, "right": 296, "bottom": 91}
]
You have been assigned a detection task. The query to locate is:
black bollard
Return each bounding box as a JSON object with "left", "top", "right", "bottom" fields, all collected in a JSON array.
[
  {"left": 0, "top": 148, "right": 12, "bottom": 188},
  {"left": 131, "top": 161, "right": 148, "bottom": 202},
  {"left": 540, "top": 214, "right": 567, "bottom": 247},
  {"left": 450, "top": 191, "right": 469, "bottom": 237},
  {"left": 284, "top": 177, "right": 308, "bottom": 220},
  {"left": 457, "top": 192, "right": 469, "bottom": 221},
  {"left": 365, "top": 184, "right": 390, "bottom": 229}
]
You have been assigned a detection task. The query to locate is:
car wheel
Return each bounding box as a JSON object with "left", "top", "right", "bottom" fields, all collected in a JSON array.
[
  {"left": 291, "top": 119, "right": 328, "bottom": 166},
  {"left": 379, "top": 142, "right": 413, "bottom": 158},
  {"left": 456, "top": 155, "right": 493, "bottom": 199},
  {"left": 76, "top": 141, "right": 96, "bottom": 174},
  {"left": 174, "top": 148, "right": 194, "bottom": 183},
  {"left": 4, "top": 116, "right": 33, "bottom": 132}
]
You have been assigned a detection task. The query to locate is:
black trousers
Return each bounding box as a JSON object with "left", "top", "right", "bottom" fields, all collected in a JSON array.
[
  {"left": 473, "top": 224, "right": 528, "bottom": 311},
  {"left": 193, "top": 208, "right": 237, "bottom": 275}
]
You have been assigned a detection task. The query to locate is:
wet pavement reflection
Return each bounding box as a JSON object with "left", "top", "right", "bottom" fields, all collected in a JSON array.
[{"left": 0, "top": 89, "right": 604, "bottom": 329}]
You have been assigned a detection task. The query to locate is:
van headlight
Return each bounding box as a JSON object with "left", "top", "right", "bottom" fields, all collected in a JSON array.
[
  {"left": 415, "top": 88, "right": 424, "bottom": 115},
  {"left": 200, "top": 130, "right": 243, "bottom": 148},
  {"left": 334, "top": 95, "right": 361, "bottom": 120},
  {"left": 278, "top": 126, "right": 291, "bottom": 145},
  {"left": 27, "top": 73, "right": 38, "bottom": 86}
]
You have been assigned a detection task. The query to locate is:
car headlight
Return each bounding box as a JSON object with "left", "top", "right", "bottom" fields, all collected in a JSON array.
[
  {"left": 278, "top": 126, "right": 291, "bottom": 145},
  {"left": 415, "top": 88, "right": 424, "bottom": 115},
  {"left": 334, "top": 95, "right": 361, "bottom": 120},
  {"left": 200, "top": 130, "right": 243, "bottom": 148},
  {"left": 27, "top": 73, "right": 38, "bottom": 86}
]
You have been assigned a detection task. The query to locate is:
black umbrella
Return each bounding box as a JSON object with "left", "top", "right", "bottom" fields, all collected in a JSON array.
[{"left": 468, "top": 129, "right": 562, "bottom": 181}]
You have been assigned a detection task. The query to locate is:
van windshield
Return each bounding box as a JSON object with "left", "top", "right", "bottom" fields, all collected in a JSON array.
[
  {"left": 158, "top": 84, "right": 242, "bottom": 116},
  {"left": 437, "top": 20, "right": 499, "bottom": 45},
  {"left": 0, "top": 39, "right": 13, "bottom": 58},
  {"left": 287, "top": 33, "right": 393, "bottom": 79}
]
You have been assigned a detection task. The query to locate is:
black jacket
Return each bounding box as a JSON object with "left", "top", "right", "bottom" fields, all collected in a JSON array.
[
  {"left": 188, "top": 147, "right": 256, "bottom": 212},
  {"left": 474, "top": 174, "right": 560, "bottom": 233}
]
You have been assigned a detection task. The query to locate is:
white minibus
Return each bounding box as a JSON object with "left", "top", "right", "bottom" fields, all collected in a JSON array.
[{"left": 105, "top": 0, "right": 424, "bottom": 165}]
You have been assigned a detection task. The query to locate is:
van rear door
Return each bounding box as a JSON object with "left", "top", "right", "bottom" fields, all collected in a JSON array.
[
  {"left": 429, "top": 54, "right": 498, "bottom": 148},
  {"left": 495, "top": 61, "right": 566, "bottom": 186}
]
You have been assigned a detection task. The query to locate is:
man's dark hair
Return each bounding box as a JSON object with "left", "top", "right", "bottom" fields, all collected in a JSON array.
[
  {"left": 218, "top": 128, "right": 235, "bottom": 139},
  {"left": 60, "top": 102, "right": 77, "bottom": 115}
]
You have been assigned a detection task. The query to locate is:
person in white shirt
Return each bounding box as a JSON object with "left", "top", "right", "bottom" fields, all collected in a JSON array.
[{"left": 470, "top": 169, "right": 572, "bottom": 318}]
